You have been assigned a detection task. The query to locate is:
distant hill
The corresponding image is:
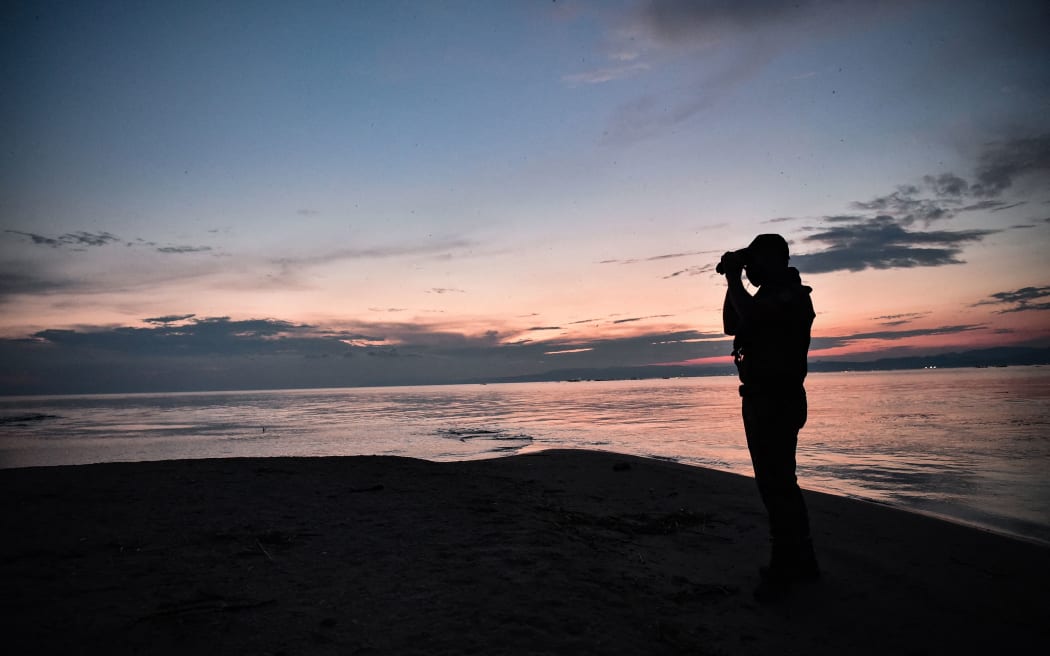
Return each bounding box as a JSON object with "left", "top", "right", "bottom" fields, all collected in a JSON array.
[
  {"left": 809, "top": 346, "right": 1050, "bottom": 372},
  {"left": 477, "top": 346, "right": 1050, "bottom": 384}
]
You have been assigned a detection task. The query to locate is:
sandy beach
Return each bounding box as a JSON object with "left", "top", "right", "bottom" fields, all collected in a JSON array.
[{"left": 2, "top": 449, "right": 1045, "bottom": 655}]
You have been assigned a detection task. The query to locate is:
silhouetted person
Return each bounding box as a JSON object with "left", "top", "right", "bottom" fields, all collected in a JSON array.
[{"left": 719, "top": 234, "right": 818, "bottom": 600}]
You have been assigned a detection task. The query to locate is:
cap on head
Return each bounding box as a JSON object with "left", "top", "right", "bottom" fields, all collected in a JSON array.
[{"left": 746, "top": 233, "right": 789, "bottom": 263}]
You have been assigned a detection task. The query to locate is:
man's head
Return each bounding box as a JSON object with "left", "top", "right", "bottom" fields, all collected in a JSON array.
[{"left": 744, "top": 233, "right": 789, "bottom": 286}]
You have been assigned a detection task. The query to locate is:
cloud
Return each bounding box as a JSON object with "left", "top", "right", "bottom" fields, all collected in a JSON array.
[
  {"left": 611, "top": 314, "right": 674, "bottom": 324},
  {"left": 960, "top": 199, "right": 1026, "bottom": 212},
  {"left": 663, "top": 264, "right": 714, "bottom": 279},
  {"left": 274, "top": 238, "right": 475, "bottom": 271},
  {"left": 500, "top": 328, "right": 729, "bottom": 368},
  {"left": 69, "top": 231, "right": 121, "bottom": 247},
  {"left": 0, "top": 317, "right": 383, "bottom": 393},
  {"left": 812, "top": 324, "right": 986, "bottom": 350},
  {"left": 427, "top": 287, "right": 466, "bottom": 294},
  {"left": 635, "top": 0, "right": 860, "bottom": 42},
  {"left": 600, "top": 249, "right": 711, "bottom": 265},
  {"left": 871, "top": 312, "right": 930, "bottom": 327},
  {"left": 544, "top": 347, "right": 594, "bottom": 356},
  {"left": 788, "top": 134, "right": 1050, "bottom": 273},
  {"left": 851, "top": 187, "right": 953, "bottom": 225},
  {"left": 846, "top": 136, "right": 1050, "bottom": 226},
  {"left": 849, "top": 182, "right": 1028, "bottom": 229},
  {"left": 793, "top": 215, "right": 997, "bottom": 273},
  {"left": 260, "top": 237, "right": 476, "bottom": 289},
  {"left": 602, "top": 250, "right": 719, "bottom": 282},
  {"left": 0, "top": 256, "right": 102, "bottom": 302},
  {"left": 0, "top": 252, "right": 234, "bottom": 306},
  {"left": 970, "top": 135, "right": 1050, "bottom": 198},
  {"left": 604, "top": 46, "right": 773, "bottom": 142},
  {"left": 600, "top": 0, "right": 917, "bottom": 141},
  {"left": 973, "top": 285, "right": 1050, "bottom": 313},
  {"left": 922, "top": 173, "right": 969, "bottom": 198},
  {"left": 5, "top": 229, "right": 216, "bottom": 256},
  {"left": 5, "top": 231, "right": 61, "bottom": 247},
  {"left": 6, "top": 230, "right": 121, "bottom": 249},
  {"left": 842, "top": 324, "right": 985, "bottom": 341},
  {"left": 26, "top": 317, "right": 341, "bottom": 357},
  {"left": 143, "top": 314, "right": 197, "bottom": 325},
  {"left": 563, "top": 63, "right": 649, "bottom": 86},
  {"left": 156, "top": 245, "right": 213, "bottom": 254},
  {"left": 0, "top": 317, "right": 733, "bottom": 394},
  {"left": 0, "top": 262, "right": 88, "bottom": 301},
  {"left": 600, "top": 247, "right": 722, "bottom": 279}
]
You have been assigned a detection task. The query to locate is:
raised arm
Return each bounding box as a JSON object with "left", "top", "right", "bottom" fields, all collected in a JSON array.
[
  {"left": 722, "top": 287, "right": 740, "bottom": 335},
  {"left": 723, "top": 268, "right": 790, "bottom": 328},
  {"left": 724, "top": 268, "right": 756, "bottom": 323}
]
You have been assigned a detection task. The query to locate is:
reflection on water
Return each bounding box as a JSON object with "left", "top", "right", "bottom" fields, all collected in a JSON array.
[{"left": 1, "top": 367, "right": 1048, "bottom": 543}]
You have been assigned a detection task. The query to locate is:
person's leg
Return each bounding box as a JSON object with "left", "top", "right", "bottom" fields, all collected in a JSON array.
[{"left": 743, "top": 391, "right": 817, "bottom": 580}]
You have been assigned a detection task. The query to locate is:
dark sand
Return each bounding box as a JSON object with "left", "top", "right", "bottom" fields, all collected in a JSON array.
[{"left": 2, "top": 450, "right": 1045, "bottom": 655}]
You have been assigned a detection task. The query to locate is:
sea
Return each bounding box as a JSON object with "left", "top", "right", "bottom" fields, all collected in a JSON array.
[{"left": 2, "top": 367, "right": 1048, "bottom": 545}]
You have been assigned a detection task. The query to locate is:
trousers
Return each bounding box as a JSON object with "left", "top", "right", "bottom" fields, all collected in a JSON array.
[{"left": 741, "top": 386, "right": 811, "bottom": 550}]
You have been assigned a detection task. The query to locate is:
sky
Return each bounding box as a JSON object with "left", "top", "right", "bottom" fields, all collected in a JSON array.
[{"left": 2, "top": 0, "right": 1049, "bottom": 394}]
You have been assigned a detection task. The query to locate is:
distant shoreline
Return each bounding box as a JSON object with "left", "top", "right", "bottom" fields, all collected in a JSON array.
[
  {"left": 0, "top": 347, "right": 1047, "bottom": 398},
  {"left": 478, "top": 346, "right": 1050, "bottom": 385}
]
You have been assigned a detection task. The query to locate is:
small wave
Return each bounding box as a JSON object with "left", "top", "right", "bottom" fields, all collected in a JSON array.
[
  {"left": 0, "top": 413, "right": 60, "bottom": 426},
  {"left": 644, "top": 453, "right": 681, "bottom": 463},
  {"left": 487, "top": 444, "right": 527, "bottom": 454},
  {"left": 436, "top": 427, "right": 534, "bottom": 442}
]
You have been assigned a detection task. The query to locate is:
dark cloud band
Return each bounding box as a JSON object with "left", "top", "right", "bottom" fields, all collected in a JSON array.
[
  {"left": 973, "top": 285, "right": 1050, "bottom": 313},
  {"left": 787, "top": 134, "right": 1050, "bottom": 274}
]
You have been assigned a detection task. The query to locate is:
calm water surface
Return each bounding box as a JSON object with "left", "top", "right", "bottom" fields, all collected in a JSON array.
[{"left": 2, "top": 368, "right": 1048, "bottom": 544}]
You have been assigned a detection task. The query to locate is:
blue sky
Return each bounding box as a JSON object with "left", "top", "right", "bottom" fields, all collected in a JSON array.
[{"left": 2, "top": 0, "right": 1048, "bottom": 393}]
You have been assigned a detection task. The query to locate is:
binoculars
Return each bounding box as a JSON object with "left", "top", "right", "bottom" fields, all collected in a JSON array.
[{"left": 715, "top": 249, "right": 750, "bottom": 275}]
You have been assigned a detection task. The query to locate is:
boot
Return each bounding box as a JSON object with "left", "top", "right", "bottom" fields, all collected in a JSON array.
[{"left": 756, "top": 539, "right": 820, "bottom": 593}]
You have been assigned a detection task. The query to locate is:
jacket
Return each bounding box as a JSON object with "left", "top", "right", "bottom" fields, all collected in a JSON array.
[{"left": 723, "top": 267, "right": 814, "bottom": 390}]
